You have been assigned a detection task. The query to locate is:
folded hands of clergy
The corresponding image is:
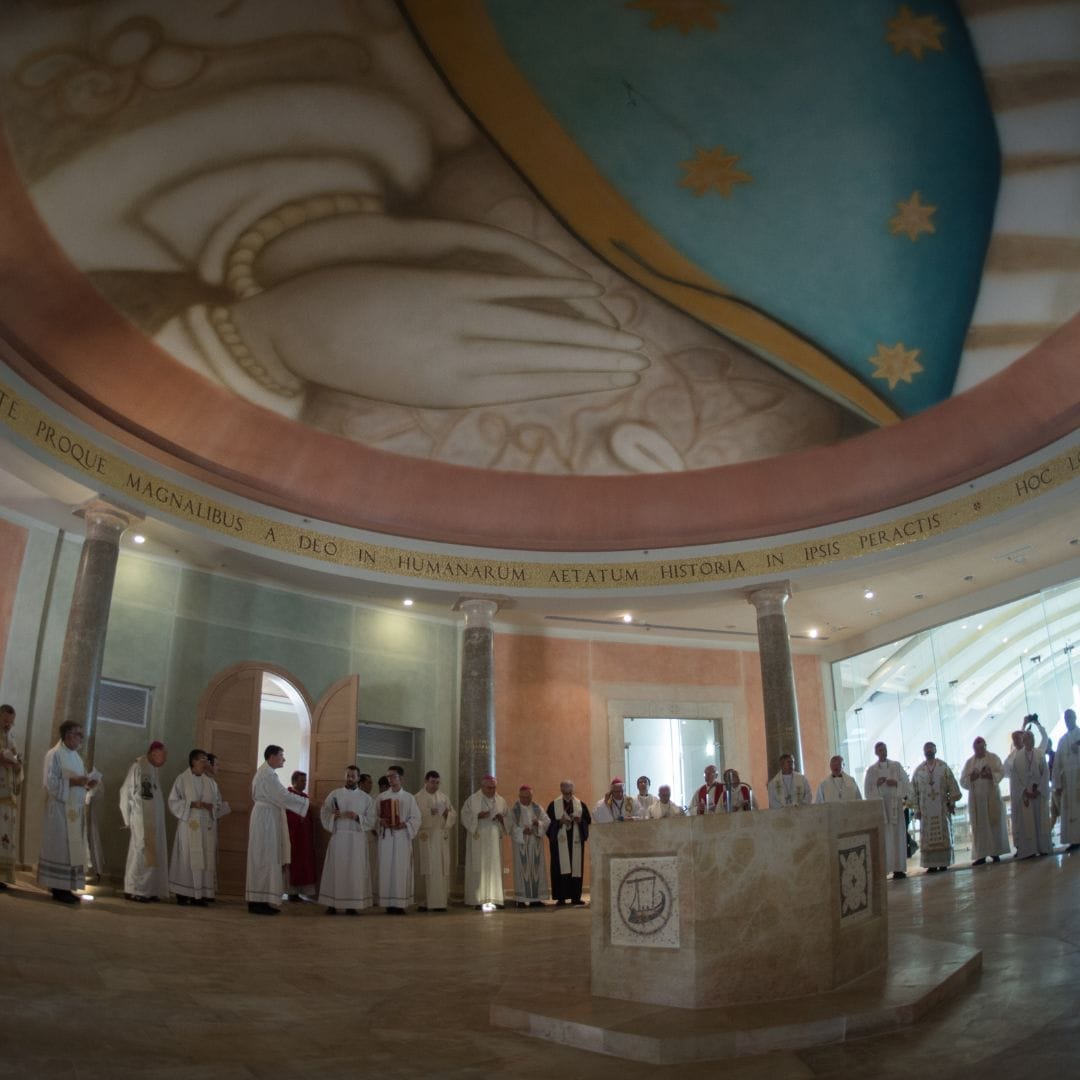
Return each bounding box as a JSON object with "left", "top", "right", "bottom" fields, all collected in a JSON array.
[
  {"left": 191, "top": 800, "right": 215, "bottom": 811},
  {"left": 334, "top": 810, "right": 360, "bottom": 821},
  {"left": 876, "top": 777, "right": 898, "bottom": 788}
]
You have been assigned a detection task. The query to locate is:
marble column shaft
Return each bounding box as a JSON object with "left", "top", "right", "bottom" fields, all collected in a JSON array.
[
  {"left": 455, "top": 598, "right": 498, "bottom": 892},
  {"left": 52, "top": 500, "right": 138, "bottom": 763},
  {"left": 749, "top": 584, "right": 803, "bottom": 771}
]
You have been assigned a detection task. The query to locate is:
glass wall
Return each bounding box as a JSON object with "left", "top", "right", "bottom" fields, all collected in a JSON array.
[{"left": 832, "top": 576, "right": 1080, "bottom": 793}]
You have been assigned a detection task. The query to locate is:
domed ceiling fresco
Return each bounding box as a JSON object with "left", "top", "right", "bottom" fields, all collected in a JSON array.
[{"left": 0, "top": 0, "right": 1075, "bottom": 553}]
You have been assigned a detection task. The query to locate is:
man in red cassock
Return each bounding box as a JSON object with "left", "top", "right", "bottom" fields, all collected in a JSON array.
[{"left": 286, "top": 769, "right": 318, "bottom": 901}]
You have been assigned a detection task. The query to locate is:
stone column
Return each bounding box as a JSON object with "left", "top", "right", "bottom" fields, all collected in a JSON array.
[
  {"left": 53, "top": 499, "right": 141, "bottom": 763},
  {"left": 748, "top": 583, "right": 803, "bottom": 773},
  {"left": 454, "top": 597, "right": 498, "bottom": 894}
]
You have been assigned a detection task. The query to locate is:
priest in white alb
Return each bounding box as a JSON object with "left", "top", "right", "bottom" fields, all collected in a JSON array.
[
  {"left": 461, "top": 774, "right": 508, "bottom": 910},
  {"left": 413, "top": 769, "right": 455, "bottom": 912},
  {"left": 246, "top": 744, "right": 309, "bottom": 915},
  {"left": 377, "top": 764, "right": 421, "bottom": 913},
  {"left": 0, "top": 704, "right": 23, "bottom": 889},
  {"left": 816, "top": 755, "right": 862, "bottom": 804},
  {"left": 1053, "top": 708, "right": 1080, "bottom": 850},
  {"left": 37, "top": 720, "right": 100, "bottom": 904},
  {"left": 960, "top": 736, "right": 1009, "bottom": 865},
  {"left": 120, "top": 740, "right": 170, "bottom": 902},
  {"left": 632, "top": 776, "right": 658, "bottom": 820},
  {"left": 648, "top": 784, "right": 685, "bottom": 818},
  {"left": 1010, "top": 728, "right": 1051, "bottom": 858},
  {"left": 592, "top": 777, "right": 637, "bottom": 823},
  {"left": 863, "top": 742, "right": 911, "bottom": 879},
  {"left": 507, "top": 784, "right": 549, "bottom": 907},
  {"left": 168, "top": 748, "right": 222, "bottom": 905},
  {"left": 319, "top": 764, "right": 375, "bottom": 914},
  {"left": 767, "top": 754, "right": 813, "bottom": 808}
]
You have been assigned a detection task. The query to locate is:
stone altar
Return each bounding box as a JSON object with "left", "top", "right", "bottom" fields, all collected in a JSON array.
[{"left": 590, "top": 802, "right": 886, "bottom": 1009}]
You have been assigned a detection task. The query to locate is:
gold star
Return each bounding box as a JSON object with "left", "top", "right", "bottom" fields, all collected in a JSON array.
[
  {"left": 625, "top": 0, "right": 730, "bottom": 34},
  {"left": 889, "top": 191, "right": 937, "bottom": 241},
  {"left": 679, "top": 146, "right": 752, "bottom": 198},
  {"left": 885, "top": 5, "right": 946, "bottom": 60},
  {"left": 869, "top": 342, "right": 924, "bottom": 390}
]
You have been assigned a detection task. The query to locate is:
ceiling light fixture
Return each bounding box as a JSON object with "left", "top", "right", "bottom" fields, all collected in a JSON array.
[
  {"left": 863, "top": 589, "right": 875, "bottom": 600},
  {"left": 132, "top": 534, "right": 146, "bottom": 545},
  {"left": 402, "top": 598, "right": 414, "bottom": 607},
  {"left": 807, "top": 628, "right": 820, "bottom": 639},
  {"left": 621, "top": 613, "right": 633, "bottom": 623}
]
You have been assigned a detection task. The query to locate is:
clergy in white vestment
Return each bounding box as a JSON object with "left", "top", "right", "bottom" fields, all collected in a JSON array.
[
  {"left": 648, "top": 785, "right": 686, "bottom": 818},
  {"left": 507, "top": 785, "right": 550, "bottom": 906},
  {"left": 120, "top": 741, "right": 170, "bottom": 901},
  {"left": 1052, "top": 709, "right": 1080, "bottom": 849},
  {"left": 461, "top": 774, "right": 508, "bottom": 909},
  {"left": 816, "top": 755, "right": 863, "bottom": 804},
  {"left": 960, "top": 736, "right": 1009, "bottom": 864},
  {"left": 863, "top": 742, "right": 911, "bottom": 878},
  {"left": 1010, "top": 729, "right": 1052, "bottom": 858},
  {"left": 1007, "top": 716, "right": 1049, "bottom": 852},
  {"left": 592, "top": 777, "right": 637, "bottom": 823},
  {"left": 689, "top": 765, "right": 723, "bottom": 815},
  {"left": 767, "top": 754, "right": 813, "bottom": 808},
  {"left": 167, "top": 748, "right": 222, "bottom": 904},
  {"left": 911, "top": 742, "right": 962, "bottom": 871},
  {"left": 0, "top": 705, "right": 24, "bottom": 887},
  {"left": 246, "top": 744, "right": 309, "bottom": 914},
  {"left": 633, "top": 776, "right": 658, "bottom": 820},
  {"left": 545, "top": 780, "right": 590, "bottom": 905},
  {"left": 319, "top": 765, "right": 376, "bottom": 914},
  {"left": 359, "top": 773, "right": 379, "bottom": 900},
  {"left": 377, "top": 765, "right": 421, "bottom": 913},
  {"left": 414, "top": 769, "right": 456, "bottom": 911},
  {"left": 37, "top": 720, "right": 100, "bottom": 903}
]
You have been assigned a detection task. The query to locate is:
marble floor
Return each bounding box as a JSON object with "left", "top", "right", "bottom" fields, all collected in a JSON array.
[{"left": 1, "top": 852, "right": 1077, "bottom": 1079}]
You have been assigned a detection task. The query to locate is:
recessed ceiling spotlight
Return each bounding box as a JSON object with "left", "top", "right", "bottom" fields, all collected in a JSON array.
[
  {"left": 807, "top": 627, "right": 820, "bottom": 639},
  {"left": 960, "top": 624, "right": 968, "bottom": 630},
  {"left": 913, "top": 593, "right": 925, "bottom": 600},
  {"left": 621, "top": 613, "right": 633, "bottom": 623},
  {"left": 1002, "top": 636, "right": 1009, "bottom": 644},
  {"left": 402, "top": 598, "right": 414, "bottom": 607},
  {"left": 976, "top": 624, "right": 984, "bottom": 631},
  {"left": 863, "top": 589, "right": 875, "bottom": 600},
  {"left": 132, "top": 534, "right": 146, "bottom": 545}
]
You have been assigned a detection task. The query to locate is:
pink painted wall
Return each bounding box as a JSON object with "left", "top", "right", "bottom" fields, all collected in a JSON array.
[
  {"left": 495, "top": 634, "right": 829, "bottom": 813},
  {"left": 0, "top": 517, "right": 27, "bottom": 685}
]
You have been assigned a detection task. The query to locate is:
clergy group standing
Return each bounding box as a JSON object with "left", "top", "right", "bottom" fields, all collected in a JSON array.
[
  {"left": 246, "top": 744, "right": 309, "bottom": 915},
  {"left": 863, "top": 742, "right": 911, "bottom": 879},
  {"left": 507, "top": 785, "right": 549, "bottom": 906},
  {"left": 1053, "top": 708, "right": 1080, "bottom": 850},
  {"left": 1010, "top": 728, "right": 1052, "bottom": 858},
  {"left": 318, "top": 764, "right": 375, "bottom": 914},
  {"left": 910, "top": 742, "right": 962, "bottom": 872},
  {"left": 959, "top": 737, "right": 1009, "bottom": 865},
  {"left": 119, "top": 740, "right": 170, "bottom": 902},
  {"left": 0, "top": 705, "right": 23, "bottom": 888},
  {"left": 167, "top": 748, "right": 222, "bottom": 905},
  {"left": 767, "top": 754, "right": 814, "bottom": 808},
  {"left": 37, "top": 720, "right": 100, "bottom": 904},
  {"left": 414, "top": 770, "right": 456, "bottom": 912},
  {"left": 376, "top": 765, "right": 421, "bottom": 913},
  {"left": 460, "top": 774, "right": 508, "bottom": 909}
]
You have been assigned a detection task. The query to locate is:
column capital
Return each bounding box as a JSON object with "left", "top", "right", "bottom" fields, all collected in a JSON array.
[
  {"left": 453, "top": 596, "right": 500, "bottom": 628},
  {"left": 747, "top": 582, "right": 791, "bottom": 619},
  {"left": 73, "top": 497, "right": 143, "bottom": 543}
]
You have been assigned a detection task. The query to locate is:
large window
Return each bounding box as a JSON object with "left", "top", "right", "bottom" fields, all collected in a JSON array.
[{"left": 832, "top": 577, "right": 1080, "bottom": 787}]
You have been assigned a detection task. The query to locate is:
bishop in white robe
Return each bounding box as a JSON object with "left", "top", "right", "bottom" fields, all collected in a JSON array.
[
  {"left": 960, "top": 737, "right": 1009, "bottom": 864},
  {"left": 376, "top": 767, "right": 421, "bottom": 912},
  {"left": 120, "top": 741, "right": 170, "bottom": 901},
  {"left": 767, "top": 755, "right": 813, "bottom": 808},
  {"left": 319, "top": 767, "right": 376, "bottom": 913},
  {"left": 816, "top": 755, "right": 863, "bottom": 804},
  {"left": 863, "top": 743, "right": 911, "bottom": 877},
  {"left": 507, "top": 785, "right": 550, "bottom": 905},
  {"left": 593, "top": 777, "right": 637, "bottom": 823},
  {"left": 1053, "top": 709, "right": 1080, "bottom": 848},
  {"left": 168, "top": 749, "right": 221, "bottom": 904},
  {"left": 461, "top": 775, "right": 508, "bottom": 908},
  {"left": 37, "top": 722, "right": 99, "bottom": 902},
  {"left": 414, "top": 770, "right": 456, "bottom": 911},
  {"left": 246, "top": 746, "right": 309, "bottom": 914},
  {"left": 911, "top": 742, "right": 962, "bottom": 871},
  {"left": 1010, "top": 731, "right": 1051, "bottom": 858}
]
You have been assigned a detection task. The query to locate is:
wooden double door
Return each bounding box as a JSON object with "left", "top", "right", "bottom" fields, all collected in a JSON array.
[{"left": 196, "top": 663, "right": 359, "bottom": 896}]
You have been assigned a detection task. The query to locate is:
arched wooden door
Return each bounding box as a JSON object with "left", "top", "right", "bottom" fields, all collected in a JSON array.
[
  {"left": 309, "top": 676, "right": 359, "bottom": 866},
  {"left": 195, "top": 662, "right": 313, "bottom": 896}
]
